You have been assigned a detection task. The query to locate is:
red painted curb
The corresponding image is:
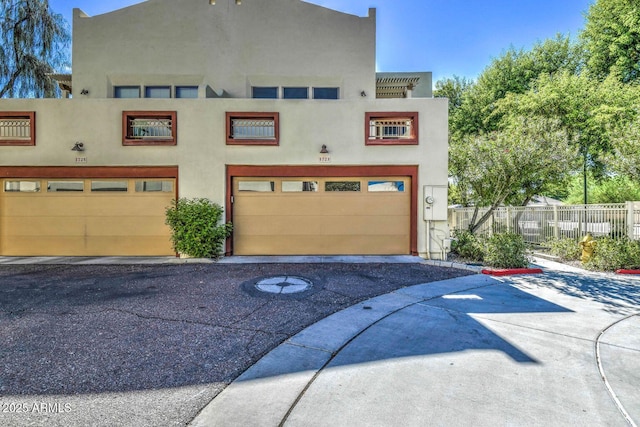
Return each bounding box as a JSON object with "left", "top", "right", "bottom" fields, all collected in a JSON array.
[
  {"left": 616, "top": 269, "right": 640, "bottom": 275},
  {"left": 481, "top": 268, "right": 544, "bottom": 276}
]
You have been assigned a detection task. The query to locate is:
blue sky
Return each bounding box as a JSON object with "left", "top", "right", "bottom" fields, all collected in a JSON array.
[{"left": 49, "top": 0, "right": 595, "bottom": 82}]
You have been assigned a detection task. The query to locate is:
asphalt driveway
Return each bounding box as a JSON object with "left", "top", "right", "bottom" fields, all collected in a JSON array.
[{"left": 0, "top": 262, "right": 471, "bottom": 427}]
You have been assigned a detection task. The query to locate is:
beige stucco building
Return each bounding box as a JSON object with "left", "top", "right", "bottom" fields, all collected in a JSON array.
[{"left": 0, "top": 0, "right": 449, "bottom": 259}]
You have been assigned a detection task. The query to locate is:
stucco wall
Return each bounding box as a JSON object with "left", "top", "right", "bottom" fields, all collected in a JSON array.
[
  {"left": 72, "top": 0, "right": 376, "bottom": 100},
  {"left": 0, "top": 97, "right": 449, "bottom": 258}
]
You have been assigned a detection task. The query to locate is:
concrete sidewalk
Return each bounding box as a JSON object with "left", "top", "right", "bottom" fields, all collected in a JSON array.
[{"left": 191, "top": 261, "right": 640, "bottom": 426}]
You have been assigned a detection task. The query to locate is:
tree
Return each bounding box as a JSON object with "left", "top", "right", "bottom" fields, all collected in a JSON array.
[
  {"left": 496, "top": 72, "right": 640, "bottom": 202},
  {"left": 449, "top": 117, "right": 576, "bottom": 233},
  {"left": 447, "top": 35, "right": 582, "bottom": 139},
  {"left": 581, "top": 0, "right": 640, "bottom": 83},
  {"left": 564, "top": 174, "right": 640, "bottom": 204},
  {"left": 607, "top": 118, "right": 640, "bottom": 181},
  {"left": 0, "top": 0, "right": 70, "bottom": 98},
  {"left": 433, "top": 75, "right": 472, "bottom": 117}
]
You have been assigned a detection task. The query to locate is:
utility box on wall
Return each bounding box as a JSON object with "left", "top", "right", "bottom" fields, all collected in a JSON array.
[{"left": 423, "top": 185, "right": 448, "bottom": 221}]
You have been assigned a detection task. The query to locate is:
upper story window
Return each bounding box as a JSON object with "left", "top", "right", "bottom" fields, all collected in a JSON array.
[
  {"left": 122, "top": 111, "right": 177, "bottom": 146},
  {"left": 114, "top": 86, "right": 141, "bottom": 98},
  {"left": 313, "top": 87, "right": 339, "bottom": 99},
  {"left": 365, "top": 112, "right": 419, "bottom": 145},
  {"left": 145, "top": 86, "right": 171, "bottom": 98},
  {"left": 252, "top": 87, "right": 279, "bottom": 99},
  {"left": 283, "top": 87, "right": 308, "bottom": 99},
  {"left": 226, "top": 112, "right": 279, "bottom": 146},
  {"left": 0, "top": 112, "right": 36, "bottom": 146},
  {"left": 175, "top": 86, "right": 198, "bottom": 98}
]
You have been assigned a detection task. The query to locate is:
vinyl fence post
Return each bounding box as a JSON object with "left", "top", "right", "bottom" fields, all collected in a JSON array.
[
  {"left": 553, "top": 205, "right": 559, "bottom": 239},
  {"left": 627, "top": 201, "right": 635, "bottom": 240}
]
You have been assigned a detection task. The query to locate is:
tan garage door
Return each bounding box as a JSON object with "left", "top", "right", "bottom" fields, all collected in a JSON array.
[
  {"left": 233, "top": 176, "right": 411, "bottom": 255},
  {"left": 0, "top": 178, "right": 175, "bottom": 256}
]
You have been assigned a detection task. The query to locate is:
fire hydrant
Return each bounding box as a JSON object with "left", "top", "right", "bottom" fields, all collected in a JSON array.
[{"left": 579, "top": 233, "right": 596, "bottom": 263}]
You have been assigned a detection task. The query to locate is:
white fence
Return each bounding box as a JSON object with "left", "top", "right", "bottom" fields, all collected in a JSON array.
[{"left": 449, "top": 202, "right": 640, "bottom": 244}]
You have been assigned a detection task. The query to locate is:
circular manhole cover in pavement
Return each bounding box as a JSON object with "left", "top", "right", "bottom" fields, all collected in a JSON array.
[{"left": 254, "top": 276, "right": 313, "bottom": 294}]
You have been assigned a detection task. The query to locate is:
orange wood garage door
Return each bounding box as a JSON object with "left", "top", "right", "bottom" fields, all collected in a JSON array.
[
  {"left": 0, "top": 177, "right": 176, "bottom": 256},
  {"left": 232, "top": 176, "right": 411, "bottom": 255}
]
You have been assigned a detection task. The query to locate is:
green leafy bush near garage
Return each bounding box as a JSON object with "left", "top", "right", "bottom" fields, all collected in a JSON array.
[
  {"left": 544, "top": 237, "right": 582, "bottom": 261},
  {"left": 483, "top": 232, "right": 530, "bottom": 269},
  {"left": 584, "top": 237, "right": 640, "bottom": 271},
  {"left": 450, "top": 229, "right": 485, "bottom": 262},
  {"left": 165, "top": 198, "right": 233, "bottom": 259}
]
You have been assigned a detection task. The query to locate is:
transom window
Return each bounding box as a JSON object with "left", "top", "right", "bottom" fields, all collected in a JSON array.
[
  {"left": 283, "top": 87, "right": 308, "bottom": 99},
  {"left": 252, "top": 87, "right": 278, "bottom": 99},
  {"left": 145, "top": 86, "right": 171, "bottom": 98},
  {"left": 175, "top": 86, "right": 198, "bottom": 98},
  {"left": 122, "top": 111, "right": 177, "bottom": 146},
  {"left": 135, "top": 180, "right": 174, "bottom": 192},
  {"left": 4, "top": 180, "right": 40, "bottom": 192},
  {"left": 365, "top": 112, "right": 419, "bottom": 145},
  {"left": 0, "top": 112, "right": 35, "bottom": 146},
  {"left": 313, "top": 87, "right": 339, "bottom": 99},
  {"left": 91, "top": 180, "right": 128, "bottom": 192},
  {"left": 114, "top": 86, "right": 141, "bottom": 98},
  {"left": 226, "top": 112, "right": 279, "bottom": 146}
]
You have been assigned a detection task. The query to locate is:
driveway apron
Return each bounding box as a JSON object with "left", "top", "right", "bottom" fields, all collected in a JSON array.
[{"left": 192, "top": 260, "right": 640, "bottom": 427}]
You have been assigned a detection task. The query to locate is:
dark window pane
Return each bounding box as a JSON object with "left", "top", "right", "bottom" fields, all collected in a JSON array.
[
  {"left": 313, "top": 87, "right": 339, "bottom": 99},
  {"left": 145, "top": 86, "right": 171, "bottom": 98},
  {"left": 252, "top": 87, "right": 278, "bottom": 99},
  {"left": 283, "top": 87, "right": 308, "bottom": 99},
  {"left": 175, "top": 86, "right": 198, "bottom": 98},
  {"left": 114, "top": 86, "right": 140, "bottom": 98}
]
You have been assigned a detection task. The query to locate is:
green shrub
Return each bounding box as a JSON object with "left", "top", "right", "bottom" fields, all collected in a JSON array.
[
  {"left": 450, "top": 229, "right": 484, "bottom": 262},
  {"left": 484, "top": 232, "right": 529, "bottom": 269},
  {"left": 545, "top": 238, "right": 581, "bottom": 261},
  {"left": 584, "top": 237, "right": 640, "bottom": 271},
  {"left": 165, "top": 198, "right": 233, "bottom": 259}
]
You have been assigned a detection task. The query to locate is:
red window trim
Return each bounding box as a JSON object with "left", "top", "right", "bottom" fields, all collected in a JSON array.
[
  {"left": 122, "top": 111, "right": 177, "bottom": 146},
  {"left": 226, "top": 112, "right": 280, "bottom": 146},
  {"left": 365, "top": 111, "right": 419, "bottom": 146},
  {"left": 0, "top": 111, "right": 36, "bottom": 146}
]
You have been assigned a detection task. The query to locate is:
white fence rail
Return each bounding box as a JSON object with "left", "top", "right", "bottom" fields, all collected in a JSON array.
[{"left": 449, "top": 202, "right": 640, "bottom": 244}]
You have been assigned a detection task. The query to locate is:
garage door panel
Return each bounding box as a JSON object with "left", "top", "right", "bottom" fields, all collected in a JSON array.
[
  {"left": 85, "top": 216, "right": 171, "bottom": 236},
  {"left": 236, "top": 195, "right": 408, "bottom": 217},
  {"left": 2, "top": 216, "right": 87, "bottom": 236},
  {"left": 234, "top": 196, "right": 326, "bottom": 216},
  {"left": 1, "top": 177, "right": 175, "bottom": 256},
  {"left": 235, "top": 214, "right": 408, "bottom": 236},
  {"left": 85, "top": 237, "right": 173, "bottom": 256},
  {"left": 2, "top": 197, "right": 87, "bottom": 217},
  {"left": 234, "top": 235, "right": 408, "bottom": 255},
  {"left": 2, "top": 236, "right": 90, "bottom": 256},
  {"left": 233, "top": 176, "right": 411, "bottom": 255},
  {"left": 84, "top": 196, "right": 172, "bottom": 216}
]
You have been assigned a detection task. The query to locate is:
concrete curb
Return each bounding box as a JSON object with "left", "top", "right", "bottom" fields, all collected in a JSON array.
[
  {"left": 481, "top": 267, "right": 544, "bottom": 276},
  {"left": 616, "top": 269, "right": 640, "bottom": 275}
]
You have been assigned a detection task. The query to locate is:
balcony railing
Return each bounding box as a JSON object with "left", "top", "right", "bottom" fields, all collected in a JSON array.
[
  {"left": 369, "top": 118, "right": 414, "bottom": 140},
  {"left": 0, "top": 118, "right": 31, "bottom": 140},
  {"left": 122, "top": 111, "right": 177, "bottom": 145},
  {"left": 129, "top": 118, "right": 173, "bottom": 139},
  {"left": 0, "top": 112, "right": 35, "bottom": 145},
  {"left": 231, "top": 118, "right": 276, "bottom": 140},
  {"left": 226, "top": 112, "right": 279, "bottom": 145}
]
